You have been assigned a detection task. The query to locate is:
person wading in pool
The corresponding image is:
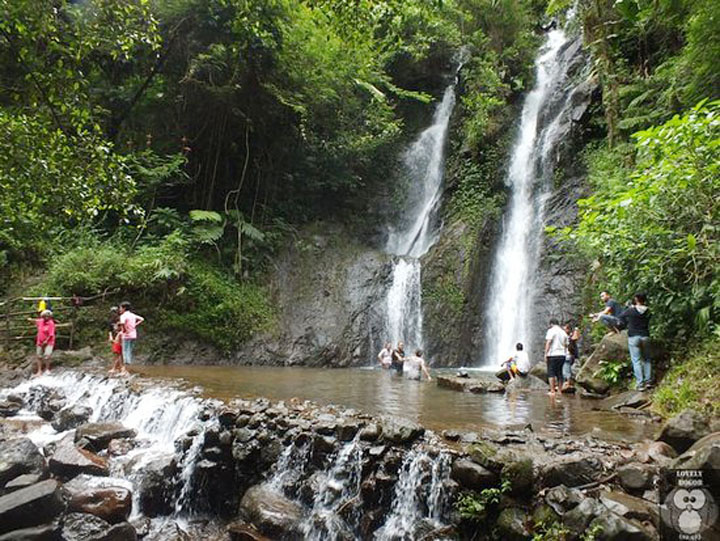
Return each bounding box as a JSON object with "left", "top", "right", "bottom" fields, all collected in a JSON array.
[
  {"left": 403, "top": 349, "right": 432, "bottom": 381},
  {"left": 391, "top": 341, "right": 406, "bottom": 375},
  {"left": 544, "top": 318, "right": 568, "bottom": 396}
]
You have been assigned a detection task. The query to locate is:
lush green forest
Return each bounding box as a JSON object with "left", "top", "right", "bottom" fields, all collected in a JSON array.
[{"left": 1, "top": 0, "right": 718, "bottom": 388}]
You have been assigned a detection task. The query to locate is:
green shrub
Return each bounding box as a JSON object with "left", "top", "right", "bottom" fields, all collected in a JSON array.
[{"left": 162, "top": 262, "right": 274, "bottom": 352}]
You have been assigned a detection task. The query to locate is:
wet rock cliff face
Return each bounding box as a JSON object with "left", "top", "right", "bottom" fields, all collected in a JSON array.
[{"left": 235, "top": 223, "right": 392, "bottom": 367}]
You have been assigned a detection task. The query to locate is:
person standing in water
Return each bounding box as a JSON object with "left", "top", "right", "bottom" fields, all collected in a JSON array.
[
  {"left": 562, "top": 323, "right": 580, "bottom": 391},
  {"left": 544, "top": 318, "right": 568, "bottom": 396},
  {"left": 391, "top": 341, "right": 406, "bottom": 375},
  {"left": 619, "top": 293, "right": 653, "bottom": 391},
  {"left": 119, "top": 301, "right": 145, "bottom": 369},
  {"left": 33, "top": 310, "right": 55, "bottom": 376},
  {"left": 403, "top": 349, "right": 432, "bottom": 381},
  {"left": 377, "top": 342, "right": 393, "bottom": 369}
]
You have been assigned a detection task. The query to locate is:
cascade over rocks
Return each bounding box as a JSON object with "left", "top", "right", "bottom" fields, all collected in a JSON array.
[
  {"left": 239, "top": 485, "right": 303, "bottom": 539},
  {"left": 51, "top": 404, "right": 93, "bottom": 432}
]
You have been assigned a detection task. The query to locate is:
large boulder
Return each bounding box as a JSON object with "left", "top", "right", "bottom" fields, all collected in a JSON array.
[
  {"left": 599, "top": 491, "right": 658, "bottom": 524},
  {"left": 51, "top": 405, "right": 93, "bottom": 432},
  {"left": 616, "top": 463, "right": 654, "bottom": 493},
  {"left": 529, "top": 362, "right": 548, "bottom": 382},
  {"left": 588, "top": 512, "right": 656, "bottom": 540},
  {"left": 0, "top": 523, "right": 58, "bottom": 541},
  {"left": 75, "top": 423, "right": 137, "bottom": 452},
  {"left": 48, "top": 435, "right": 108, "bottom": 479},
  {"left": 657, "top": 409, "right": 711, "bottom": 454},
  {"left": 450, "top": 459, "right": 498, "bottom": 491},
  {"left": 671, "top": 432, "right": 720, "bottom": 488},
  {"left": 576, "top": 333, "right": 629, "bottom": 394},
  {"left": 239, "top": 484, "right": 303, "bottom": 538},
  {"left": 496, "top": 507, "right": 531, "bottom": 541},
  {"left": 61, "top": 512, "right": 136, "bottom": 541},
  {"left": 136, "top": 457, "right": 177, "bottom": 517},
  {"left": 540, "top": 454, "right": 605, "bottom": 488},
  {"left": 563, "top": 497, "right": 607, "bottom": 533},
  {"left": 0, "top": 438, "right": 46, "bottom": 486},
  {"left": 506, "top": 375, "right": 549, "bottom": 391},
  {"left": 0, "top": 480, "right": 65, "bottom": 534},
  {"left": 379, "top": 415, "right": 424, "bottom": 444}
]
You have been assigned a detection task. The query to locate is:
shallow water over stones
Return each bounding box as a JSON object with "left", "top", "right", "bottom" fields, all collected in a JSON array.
[{"left": 134, "top": 365, "right": 656, "bottom": 442}]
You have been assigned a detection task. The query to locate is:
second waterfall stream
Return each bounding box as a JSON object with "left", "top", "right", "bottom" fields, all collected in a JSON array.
[{"left": 382, "top": 83, "right": 457, "bottom": 351}]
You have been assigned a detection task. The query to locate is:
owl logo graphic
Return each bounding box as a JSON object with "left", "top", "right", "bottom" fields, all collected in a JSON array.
[{"left": 662, "top": 486, "right": 718, "bottom": 537}]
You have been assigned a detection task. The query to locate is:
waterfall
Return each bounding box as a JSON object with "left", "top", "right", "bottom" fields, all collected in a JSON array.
[
  {"left": 381, "top": 83, "right": 457, "bottom": 351},
  {"left": 481, "top": 20, "right": 582, "bottom": 366},
  {"left": 374, "top": 449, "right": 451, "bottom": 539}
]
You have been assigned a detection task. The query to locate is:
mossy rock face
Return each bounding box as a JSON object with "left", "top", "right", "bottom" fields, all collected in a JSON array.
[
  {"left": 502, "top": 456, "right": 535, "bottom": 497},
  {"left": 468, "top": 441, "right": 502, "bottom": 472},
  {"left": 531, "top": 503, "right": 559, "bottom": 530},
  {"left": 496, "top": 507, "right": 531, "bottom": 541}
]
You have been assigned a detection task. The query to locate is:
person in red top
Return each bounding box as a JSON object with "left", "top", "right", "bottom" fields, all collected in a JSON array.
[{"left": 34, "top": 309, "right": 55, "bottom": 376}]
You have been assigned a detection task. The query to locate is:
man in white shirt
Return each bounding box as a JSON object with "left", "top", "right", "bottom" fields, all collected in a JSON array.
[
  {"left": 502, "top": 342, "right": 531, "bottom": 380},
  {"left": 403, "top": 349, "right": 432, "bottom": 381},
  {"left": 544, "top": 318, "right": 568, "bottom": 396}
]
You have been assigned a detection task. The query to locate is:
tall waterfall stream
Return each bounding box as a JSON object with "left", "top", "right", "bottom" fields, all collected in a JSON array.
[{"left": 482, "top": 22, "right": 581, "bottom": 366}]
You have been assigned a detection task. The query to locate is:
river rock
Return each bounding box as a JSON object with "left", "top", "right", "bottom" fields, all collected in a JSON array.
[
  {"left": 75, "top": 423, "right": 137, "bottom": 452},
  {"left": 563, "top": 497, "right": 607, "bottom": 533},
  {"left": 616, "top": 463, "right": 654, "bottom": 492},
  {"left": 0, "top": 395, "right": 22, "bottom": 417},
  {"left": 450, "top": 459, "right": 498, "bottom": 491},
  {"left": 496, "top": 507, "right": 531, "bottom": 541},
  {"left": 506, "top": 375, "right": 549, "bottom": 391},
  {"left": 49, "top": 435, "right": 108, "bottom": 479},
  {"left": 359, "top": 423, "right": 381, "bottom": 441},
  {"left": 603, "top": 390, "right": 651, "bottom": 410},
  {"left": 502, "top": 455, "right": 534, "bottom": 496},
  {"left": 540, "top": 454, "right": 604, "bottom": 488},
  {"left": 599, "top": 491, "right": 658, "bottom": 523},
  {"left": 107, "top": 439, "right": 136, "bottom": 457},
  {"left": 576, "top": 333, "right": 628, "bottom": 394},
  {"left": 0, "top": 480, "right": 65, "bottom": 534},
  {"left": 61, "top": 512, "right": 136, "bottom": 541},
  {"left": 3, "top": 473, "right": 45, "bottom": 493},
  {"left": 656, "top": 409, "right": 711, "bottom": 453},
  {"left": 67, "top": 486, "right": 132, "bottom": 524},
  {"left": 136, "top": 457, "right": 177, "bottom": 517},
  {"left": 529, "top": 362, "right": 548, "bottom": 382},
  {"left": 545, "top": 484, "right": 583, "bottom": 514},
  {"left": 671, "top": 431, "right": 720, "bottom": 487},
  {"left": 51, "top": 404, "right": 92, "bottom": 432},
  {"left": 468, "top": 441, "right": 503, "bottom": 472},
  {"left": 36, "top": 389, "right": 66, "bottom": 421},
  {"left": 227, "top": 521, "right": 271, "bottom": 541},
  {"left": 0, "top": 438, "right": 46, "bottom": 486},
  {"left": 239, "top": 484, "right": 303, "bottom": 538},
  {"left": 0, "top": 523, "right": 58, "bottom": 541},
  {"left": 379, "top": 415, "right": 424, "bottom": 444},
  {"left": 588, "top": 512, "right": 655, "bottom": 540}
]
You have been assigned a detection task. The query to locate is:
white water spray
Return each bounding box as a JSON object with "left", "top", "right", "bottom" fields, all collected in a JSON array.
[{"left": 482, "top": 23, "right": 581, "bottom": 366}]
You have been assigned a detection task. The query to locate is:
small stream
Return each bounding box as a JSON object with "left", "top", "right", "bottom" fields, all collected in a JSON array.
[{"left": 133, "top": 365, "right": 654, "bottom": 442}]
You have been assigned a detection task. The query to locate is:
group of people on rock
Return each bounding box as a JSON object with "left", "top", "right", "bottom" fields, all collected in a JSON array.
[
  {"left": 31, "top": 299, "right": 144, "bottom": 377},
  {"left": 500, "top": 289, "right": 652, "bottom": 395},
  {"left": 107, "top": 302, "right": 145, "bottom": 375},
  {"left": 377, "top": 341, "right": 432, "bottom": 381},
  {"left": 590, "top": 290, "right": 653, "bottom": 391}
]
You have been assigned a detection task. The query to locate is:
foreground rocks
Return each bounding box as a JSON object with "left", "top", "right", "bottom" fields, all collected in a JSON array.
[{"left": 3, "top": 369, "right": 714, "bottom": 540}]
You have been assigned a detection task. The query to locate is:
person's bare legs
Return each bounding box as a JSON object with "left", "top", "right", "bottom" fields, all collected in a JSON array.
[
  {"left": 548, "top": 376, "right": 557, "bottom": 395},
  {"left": 34, "top": 355, "right": 43, "bottom": 377},
  {"left": 43, "top": 356, "right": 51, "bottom": 373}
]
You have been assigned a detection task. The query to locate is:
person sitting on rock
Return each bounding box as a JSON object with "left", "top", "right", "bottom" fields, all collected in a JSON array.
[
  {"left": 590, "top": 291, "right": 624, "bottom": 333},
  {"left": 391, "top": 341, "right": 405, "bottom": 375},
  {"left": 505, "top": 342, "right": 530, "bottom": 380},
  {"left": 377, "top": 342, "right": 393, "bottom": 369},
  {"left": 403, "top": 349, "right": 432, "bottom": 381}
]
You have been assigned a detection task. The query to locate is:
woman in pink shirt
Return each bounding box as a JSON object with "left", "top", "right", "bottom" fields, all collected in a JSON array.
[
  {"left": 34, "top": 309, "right": 55, "bottom": 376},
  {"left": 119, "top": 301, "right": 145, "bottom": 371}
]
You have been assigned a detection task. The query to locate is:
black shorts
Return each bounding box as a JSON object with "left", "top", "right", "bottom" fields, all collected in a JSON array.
[
  {"left": 547, "top": 356, "right": 565, "bottom": 379},
  {"left": 391, "top": 359, "right": 404, "bottom": 375}
]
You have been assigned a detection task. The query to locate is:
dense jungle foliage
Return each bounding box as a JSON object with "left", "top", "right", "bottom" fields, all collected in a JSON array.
[{"left": 0, "top": 0, "right": 717, "bottom": 356}]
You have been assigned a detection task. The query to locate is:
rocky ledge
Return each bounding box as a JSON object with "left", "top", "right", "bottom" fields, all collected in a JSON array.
[{"left": 0, "top": 370, "right": 718, "bottom": 540}]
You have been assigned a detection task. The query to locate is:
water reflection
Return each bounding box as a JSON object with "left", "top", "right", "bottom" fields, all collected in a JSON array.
[{"left": 134, "top": 366, "right": 654, "bottom": 441}]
